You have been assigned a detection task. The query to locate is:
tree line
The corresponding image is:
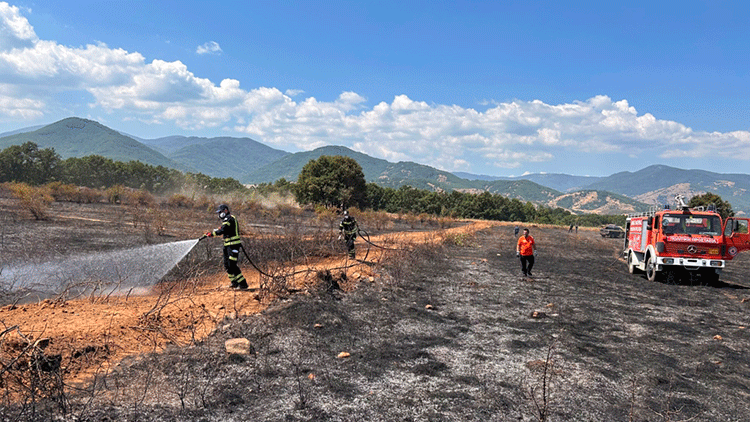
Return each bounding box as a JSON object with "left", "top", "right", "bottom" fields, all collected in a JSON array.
[
  {"left": 0, "top": 142, "right": 246, "bottom": 194},
  {"left": 292, "top": 155, "right": 627, "bottom": 227}
]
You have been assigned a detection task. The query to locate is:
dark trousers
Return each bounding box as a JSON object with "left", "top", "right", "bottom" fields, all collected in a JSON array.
[
  {"left": 345, "top": 234, "right": 356, "bottom": 258},
  {"left": 520, "top": 254, "right": 535, "bottom": 275},
  {"left": 223, "top": 245, "right": 246, "bottom": 286}
]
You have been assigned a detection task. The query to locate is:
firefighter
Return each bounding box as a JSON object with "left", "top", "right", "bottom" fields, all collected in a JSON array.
[
  {"left": 516, "top": 227, "right": 536, "bottom": 277},
  {"left": 339, "top": 210, "right": 359, "bottom": 259},
  {"left": 202, "top": 204, "right": 248, "bottom": 289}
]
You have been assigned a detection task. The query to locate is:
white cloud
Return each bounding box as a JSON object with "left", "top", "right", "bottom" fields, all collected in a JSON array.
[
  {"left": 284, "top": 89, "right": 304, "bottom": 97},
  {"left": 0, "top": 93, "right": 44, "bottom": 118},
  {"left": 1, "top": 4, "right": 750, "bottom": 174},
  {"left": 196, "top": 41, "right": 222, "bottom": 55},
  {"left": 0, "top": 2, "right": 36, "bottom": 51}
]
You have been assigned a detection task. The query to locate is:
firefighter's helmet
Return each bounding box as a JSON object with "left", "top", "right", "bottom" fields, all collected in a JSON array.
[
  {"left": 216, "top": 204, "right": 230, "bottom": 218},
  {"left": 343, "top": 210, "right": 349, "bottom": 217}
]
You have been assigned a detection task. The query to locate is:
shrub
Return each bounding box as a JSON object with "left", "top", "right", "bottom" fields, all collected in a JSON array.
[
  {"left": 124, "top": 189, "right": 155, "bottom": 207},
  {"left": 78, "top": 187, "right": 103, "bottom": 203},
  {"left": 357, "top": 210, "right": 391, "bottom": 231},
  {"left": 236, "top": 199, "right": 262, "bottom": 215},
  {"left": 405, "top": 213, "right": 420, "bottom": 229},
  {"left": 45, "top": 181, "right": 80, "bottom": 202},
  {"left": 437, "top": 217, "right": 454, "bottom": 229},
  {"left": 105, "top": 185, "right": 126, "bottom": 204},
  {"left": 441, "top": 231, "right": 475, "bottom": 247},
  {"left": 166, "top": 193, "right": 195, "bottom": 208},
  {"left": 276, "top": 203, "right": 302, "bottom": 218},
  {"left": 7, "top": 182, "right": 53, "bottom": 220},
  {"left": 316, "top": 206, "right": 340, "bottom": 230},
  {"left": 194, "top": 195, "right": 214, "bottom": 211}
]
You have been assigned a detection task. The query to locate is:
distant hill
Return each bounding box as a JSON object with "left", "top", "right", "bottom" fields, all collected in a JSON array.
[
  {"left": 516, "top": 173, "right": 604, "bottom": 192},
  {"left": 452, "top": 172, "right": 504, "bottom": 182},
  {"left": 137, "top": 135, "right": 192, "bottom": 155},
  {"left": 583, "top": 165, "right": 750, "bottom": 214},
  {"left": 243, "top": 145, "right": 483, "bottom": 191},
  {"left": 0, "top": 125, "right": 44, "bottom": 138},
  {"left": 140, "top": 136, "right": 289, "bottom": 179},
  {"left": 454, "top": 171, "right": 603, "bottom": 192},
  {"left": 242, "top": 145, "right": 590, "bottom": 207},
  {"left": 243, "top": 145, "right": 390, "bottom": 184},
  {"left": 548, "top": 190, "right": 650, "bottom": 214},
  {"left": 0, "top": 117, "right": 186, "bottom": 170}
]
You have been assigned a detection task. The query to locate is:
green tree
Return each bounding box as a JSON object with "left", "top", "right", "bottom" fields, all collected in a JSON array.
[
  {"left": 295, "top": 155, "right": 367, "bottom": 209},
  {"left": 688, "top": 192, "right": 734, "bottom": 220},
  {"left": 0, "top": 142, "right": 61, "bottom": 185}
]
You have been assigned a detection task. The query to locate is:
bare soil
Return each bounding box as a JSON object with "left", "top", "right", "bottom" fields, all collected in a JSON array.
[{"left": 2, "top": 198, "right": 750, "bottom": 421}]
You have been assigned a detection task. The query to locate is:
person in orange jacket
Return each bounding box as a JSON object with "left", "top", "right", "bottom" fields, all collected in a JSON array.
[{"left": 516, "top": 227, "right": 536, "bottom": 277}]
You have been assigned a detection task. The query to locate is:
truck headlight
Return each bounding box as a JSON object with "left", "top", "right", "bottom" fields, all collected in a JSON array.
[
  {"left": 663, "top": 258, "right": 674, "bottom": 265},
  {"left": 710, "top": 261, "right": 722, "bottom": 267}
]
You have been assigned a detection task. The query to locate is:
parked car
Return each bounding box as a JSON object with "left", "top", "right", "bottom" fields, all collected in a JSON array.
[{"left": 600, "top": 224, "right": 625, "bottom": 238}]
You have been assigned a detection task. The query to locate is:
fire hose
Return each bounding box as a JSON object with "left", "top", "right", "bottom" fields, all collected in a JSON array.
[{"left": 199, "top": 227, "right": 402, "bottom": 293}]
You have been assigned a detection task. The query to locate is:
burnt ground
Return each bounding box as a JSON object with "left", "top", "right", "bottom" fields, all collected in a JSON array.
[{"left": 50, "top": 225, "right": 750, "bottom": 422}]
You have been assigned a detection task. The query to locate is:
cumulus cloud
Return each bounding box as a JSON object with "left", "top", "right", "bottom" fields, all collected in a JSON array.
[
  {"left": 0, "top": 2, "right": 36, "bottom": 51},
  {"left": 284, "top": 89, "right": 304, "bottom": 97},
  {"left": 0, "top": 3, "right": 749, "bottom": 173},
  {"left": 196, "top": 41, "right": 222, "bottom": 55}
]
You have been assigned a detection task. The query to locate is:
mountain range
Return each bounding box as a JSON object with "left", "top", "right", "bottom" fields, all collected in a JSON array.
[{"left": 2, "top": 117, "right": 748, "bottom": 215}]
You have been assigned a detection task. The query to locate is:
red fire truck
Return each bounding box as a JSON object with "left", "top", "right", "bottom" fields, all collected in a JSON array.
[{"left": 624, "top": 195, "right": 750, "bottom": 282}]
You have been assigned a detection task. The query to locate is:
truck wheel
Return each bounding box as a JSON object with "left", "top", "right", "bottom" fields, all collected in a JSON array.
[
  {"left": 701, "top": 269, "right": 720, "bottom": 285},
  {"left": 646, "top": 255, "right": 659, "bottom": 282},
  {"left": 628, "top": 252, "right": 637, "bottom": 274}
]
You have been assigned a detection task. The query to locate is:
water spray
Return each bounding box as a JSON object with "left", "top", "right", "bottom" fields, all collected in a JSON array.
[{"left": 0, "top": 239, "right": 200, "bottom": 304}]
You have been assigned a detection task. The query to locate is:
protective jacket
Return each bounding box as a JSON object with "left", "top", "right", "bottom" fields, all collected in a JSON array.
[
  {"left": 339, "top": 216, "right": 358, "bottom": 236},
  {"left": 212, "top": 214, "right": 242, "bottom": 247},
  {"left": 208, "top": 213, "right": 246, "bottom": 289},
  {"left": 339, "top": 215, "right": 358, "bottom": 259}
]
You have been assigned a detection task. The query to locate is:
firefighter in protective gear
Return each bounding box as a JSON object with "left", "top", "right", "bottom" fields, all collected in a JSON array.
[
  {"left": 203, "top": 204, "right": 248, "bottom": 289},
  {"left": 339, "top": 210, "right": 359, "bottom": 259}
]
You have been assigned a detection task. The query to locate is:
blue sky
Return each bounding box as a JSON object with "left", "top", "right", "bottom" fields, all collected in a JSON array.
[{"left": 0, "top": 1, "right": 748, "bottom": 177}]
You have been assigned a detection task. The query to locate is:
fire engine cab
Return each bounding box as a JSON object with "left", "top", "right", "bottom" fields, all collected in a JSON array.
[{"left": 624, "top": 195, "right": 750, "bottom": 282}]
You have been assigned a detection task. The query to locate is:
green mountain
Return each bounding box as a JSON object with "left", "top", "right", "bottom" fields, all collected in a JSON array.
[
  {"left": 242, "top": 145, "right": 475, "bottom": 190},
  {"left": 243, "top": 145, "right": 387, "bottom": 183},
  {"left": 0, "top": 117, "right": 185, "bottom": 170},
  {"left": 455, "top": 171, "right": 603, "bottom": 192},
  {"left": 548, "top": 190, "right": 651, "bottom": 214},
  {"left": 583, "top": 165, "right": 750, "bottom": 214},
  {"left": 142, "top": 136, "right": 289, "bottom": 179},
  {"left": 482, "top": 180, "right": 562, "bottom": 203},
  {"left": 0, "top": 125, "right": 44, "bottom": 137}
]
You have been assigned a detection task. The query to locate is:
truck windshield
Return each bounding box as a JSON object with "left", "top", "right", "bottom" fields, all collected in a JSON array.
[{"left": 662, "top": 214, "right": 722, "bottom": 236}]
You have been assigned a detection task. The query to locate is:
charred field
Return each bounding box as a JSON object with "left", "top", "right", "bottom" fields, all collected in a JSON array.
[{"left": 2, "top": 197, "right": 750, "bottom": 421}]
